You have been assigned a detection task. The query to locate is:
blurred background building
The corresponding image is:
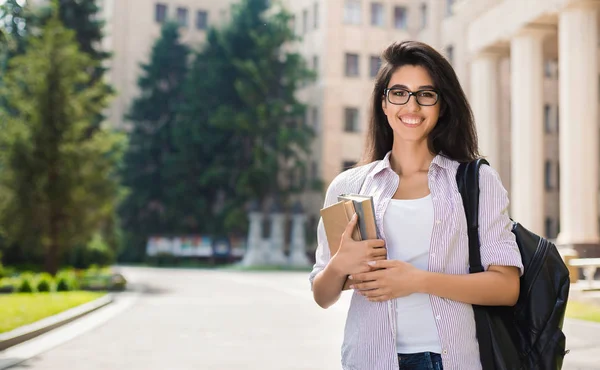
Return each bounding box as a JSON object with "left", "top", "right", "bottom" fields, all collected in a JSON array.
[{"left": 96, "top": 0, "right": 599, "bottom": 255}]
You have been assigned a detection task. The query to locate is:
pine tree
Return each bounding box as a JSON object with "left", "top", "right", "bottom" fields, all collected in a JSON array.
[
  {"left": 32, "top": 0, "right": 113, "bottom": 131},
  {"left": 118, "top": 21, "right": 189, "bottom": 262},
  {"left": 0, "top": 9, "right": 125, "bottom": 274},
  {"left": 169, "top": 0, "right": 315, "bottom": 236}
]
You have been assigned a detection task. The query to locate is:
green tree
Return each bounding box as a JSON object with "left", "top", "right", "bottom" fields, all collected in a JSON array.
[
  {"left": 169, "top": 0, "right": 315, "bottom": 236},
  {"left": 33, "top": 0, "right": 113, "bottom": 132},
  {"left": 0, "top": 11, "right": 125, "bottom": 274},
  {"left": 0, "top": 0, "right": 29, "bottom": 58},
  {"left": 118, "top": 21, "right": 189, "bottom": 262}
]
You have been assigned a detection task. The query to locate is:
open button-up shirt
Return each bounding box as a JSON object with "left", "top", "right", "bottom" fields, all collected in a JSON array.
[{"left": 309, "top": 152, "right": 523, "bottom": 370}]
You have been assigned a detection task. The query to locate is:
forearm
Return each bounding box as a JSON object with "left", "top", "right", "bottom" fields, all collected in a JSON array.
[
  {"left": 312, "top": 259, "right": 347, "bottom": 309},
  {"left": 416, "top": 269, "right": 519, "bottom": 306}
]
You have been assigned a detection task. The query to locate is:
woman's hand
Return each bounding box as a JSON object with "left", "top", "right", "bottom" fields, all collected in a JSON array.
[
  {"left": 348, "top": 260, "right": 424, "bottom": 302},
  {"left": 329, "top": 214, "right": 387, "bottom": 277}
]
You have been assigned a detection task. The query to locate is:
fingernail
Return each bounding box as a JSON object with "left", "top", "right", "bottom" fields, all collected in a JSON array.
[
  {"left": 349, "top": 285, "right": 354, "bottom": 289},
  {"left": 348, "top": 275, "right": 353, "bottom": 280},
  {"left": 353, "top": 213, "right": 357, "bottom": 220},
  {"left": 367, "top": 261, "right": 376, "bottom": 266}
]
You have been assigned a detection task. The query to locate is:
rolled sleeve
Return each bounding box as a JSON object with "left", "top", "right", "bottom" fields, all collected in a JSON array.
[
  {"left": 478, "top": 165, "right": 524, "bottom": 276},
  {"left": 309, "top": 217, "right": 331, "bottom": 290},
  {"left": 308, "top": 168, "right": 361, "bottom": 289}
]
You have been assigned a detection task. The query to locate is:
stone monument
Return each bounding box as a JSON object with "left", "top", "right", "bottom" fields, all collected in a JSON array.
[{"left": 289, "top": 201, "right": 311, "bottom": 267}]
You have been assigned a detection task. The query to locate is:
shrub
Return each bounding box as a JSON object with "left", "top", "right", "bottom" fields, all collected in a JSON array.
[
  {"left": 36, "top": 273, "right": 54, "bottom": 292},
  {"left": 56, "top": 277, "right": 71, "bottom": 291},
  {"left": 0, "top": 278, "right": 15, "bottom": 293},
  {"left": 18, "top": 276, "right": 34, "bottom": 293},
  {"left": 56, "top": 269, "right": 79, "bottom": 291},
  {"left": 109, "top": 273, "right": 127, "bottom": 291}
]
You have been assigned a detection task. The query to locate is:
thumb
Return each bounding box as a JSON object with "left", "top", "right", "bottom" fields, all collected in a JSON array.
[{"left": 342, "top": 213, "right": 358, "bottom": 240}]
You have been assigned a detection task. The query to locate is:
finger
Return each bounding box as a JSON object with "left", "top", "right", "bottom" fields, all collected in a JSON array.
[
  {"left": 366, "top": 259, "right": 397, "bottom": 269},
  {"left": 349, "top": 269, "right": 380, "bottom": 281},
  {"left": 360, "top": 288, "right": 387, "bottom": 298},
  {"left": 367, "top": 239, "right": 385, "bottom": 248},
  {"left": 370, "top": 248, "right": 387, "bottom": 258},
  {"left": 350, "top": 281, "right": 378, "bottom": 291},
  {"left": 342, "top": 213, "right": 359, "bottom": 241}
]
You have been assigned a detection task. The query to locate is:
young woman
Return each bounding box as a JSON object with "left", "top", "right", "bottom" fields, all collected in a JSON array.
[{"left": 309, "top": 41, "right": 523, "bottom": 370}]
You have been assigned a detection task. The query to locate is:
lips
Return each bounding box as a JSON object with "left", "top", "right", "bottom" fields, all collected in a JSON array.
[{"left": 399, "top": 115, "right": 424, "bottom": 127}]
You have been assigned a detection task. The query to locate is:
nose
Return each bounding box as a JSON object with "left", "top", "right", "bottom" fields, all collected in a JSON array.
[{"left": 405, "top": 94, "right": 421, "bottom": 112}]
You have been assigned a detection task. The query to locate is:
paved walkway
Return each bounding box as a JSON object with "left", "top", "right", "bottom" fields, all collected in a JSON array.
[{"left": 3, "top": 267, "right": 600, "bottom": 369}]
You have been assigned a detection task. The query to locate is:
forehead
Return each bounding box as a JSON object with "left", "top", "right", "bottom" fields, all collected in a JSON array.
[{"left": 387, "top": 65, "right": 434, "bottom": 89}]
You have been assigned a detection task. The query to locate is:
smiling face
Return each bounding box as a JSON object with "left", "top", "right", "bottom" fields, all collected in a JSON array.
[{"left": 381, "top": 65, "right": 441, "bottom": 145}]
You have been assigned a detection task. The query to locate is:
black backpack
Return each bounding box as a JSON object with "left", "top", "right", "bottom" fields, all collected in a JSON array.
[{"left": 456, "top": 159, "right": 571, "bottom": 370}]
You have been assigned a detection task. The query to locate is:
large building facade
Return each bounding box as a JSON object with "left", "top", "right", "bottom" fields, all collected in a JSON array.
[{"left": 94, "top": 0, "right": 600, "bottom": 254}]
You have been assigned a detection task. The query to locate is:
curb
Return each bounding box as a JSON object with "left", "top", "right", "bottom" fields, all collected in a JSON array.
[{"left": 0, "top": 293, "right": 114, "bottom": 352}]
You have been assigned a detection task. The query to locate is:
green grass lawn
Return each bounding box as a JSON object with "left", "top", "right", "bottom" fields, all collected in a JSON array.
[
  {"left": 0, "top": 292, "right": 105, "bottom": 334},
  {"left": 566, "top": 300, "right": 600, "bottom": 323}
]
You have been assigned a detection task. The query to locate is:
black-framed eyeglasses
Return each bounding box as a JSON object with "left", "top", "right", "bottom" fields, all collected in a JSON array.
[{"left": 384, "top": 88, "right": 440, "bottom": 106}]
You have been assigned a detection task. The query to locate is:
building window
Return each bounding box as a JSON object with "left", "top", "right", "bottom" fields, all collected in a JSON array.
[
  {"left": 290, "top": 15, "right": 296, "bottom": 35},
  {"left": 314, "top": 3, "right": 319, "bottom": 29},
  {"left": 544, "top": 104, "right": 552, "bottom": 133},
  {"left": 545, "top": 160, "right": 553, "bottom": 190},
  {"left": 446, "top": 45, "right": 454, "bottom": 65},
  {"left": 311, "top": 161, "right": 318, "bottom": 181},
  {"left": 313, "top": 55, "right": 319, "bottom": 76},
  {"left": 344, "top": 108, "right": 360, "bottom": 132},
  {"left": 342, "top": 160, "right": 357, "bottom": 171},
  {"left": 421, "top": 3, "right": 428, "bottom": 29},
  {"left": 446, "top": 0, "right": 455, "bottom": 17},
  {"left": 556, "top": 106, "right": 560, "bottom": 134},
  {"left": 344, "top": 0, "right": 361, "bottom": 25},
  {"left": 302, "top": 9, "right": 308, "bottom": 34},
  {"left": 370, "top": 56, "right": 381, "bottom": 78},
  {"left": 345, "top": 53, "right": 359, "bottom": 77},
  {"left": 544, "top": 60, "right": 552, "bottom": 78},
  {"left": 155, "top": 3, "right": 167, "bottom": 23},
  {"left": 394, "top": 6, "right": 407, "bottom": 29},
  {"left": 177, "top": 7, "right": 188, "bottom": 27},
  {"left": 545, "top": 217, "right": 554, "bottom": 239},
  {"left": 196, "top": 11, "right": 208, "bottom": 30},
  {"left": 311, "top": 107, "right": 320, "bottom": 132},
  {"left": 371, "top": 3, "right": 384, "bottom": 27}
]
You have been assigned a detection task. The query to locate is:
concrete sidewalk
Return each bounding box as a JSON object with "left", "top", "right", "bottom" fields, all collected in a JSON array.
[{"left": 2, "top": 268, "right": 598, "bottom": 369}]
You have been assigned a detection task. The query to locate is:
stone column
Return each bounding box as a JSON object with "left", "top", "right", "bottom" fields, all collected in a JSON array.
[
  {"left": 241, "top": 200, "right": 266, "bottom": 267},
  {"left": 267, "top": 200, "right": 288, "bottom": 266},
  {"left": 557, "top": 1, "right": 600, "bottom": 254},
  {"left": 289, "top": 202, "right": 311, "bottom": 267},
  {"left": 470, "top": 51, "right": 501, "bottom": 168},
  {"left": 510, "top": 27, "right": 549, "bottom": 235}
]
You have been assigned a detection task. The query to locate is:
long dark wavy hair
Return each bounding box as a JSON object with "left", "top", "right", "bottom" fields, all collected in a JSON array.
[{"left": 362, "top": 41, "right": 479, "bottom": 164}]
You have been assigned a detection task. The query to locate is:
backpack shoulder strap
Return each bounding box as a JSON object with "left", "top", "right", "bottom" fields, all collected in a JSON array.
[
  {"left": 456, "top": 158, "right": 489, "bottom": 273},
  {"left": 456, "top": 158, "right": 496, "bottom": 370}
]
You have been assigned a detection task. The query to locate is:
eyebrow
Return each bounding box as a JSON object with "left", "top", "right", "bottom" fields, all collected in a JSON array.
[{"left": 388, "top": 84, "right": 436, "bottom": 90}]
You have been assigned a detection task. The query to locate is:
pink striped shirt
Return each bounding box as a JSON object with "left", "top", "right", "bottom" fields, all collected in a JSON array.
[{"left": 309, "top": 151, "right": 523, "bottom": 370}]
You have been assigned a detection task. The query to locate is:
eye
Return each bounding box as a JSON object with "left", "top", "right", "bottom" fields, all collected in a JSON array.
[
  {"left": 391, "top": 89, "right": 409, "bottom": 97},
  {"left": 418, "top": 91, "right": 435, "bottom": 98}
]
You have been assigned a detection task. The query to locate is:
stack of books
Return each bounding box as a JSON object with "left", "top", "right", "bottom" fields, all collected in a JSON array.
[{"left": 320, "top": 194, "right": 381, "bottom": 290}]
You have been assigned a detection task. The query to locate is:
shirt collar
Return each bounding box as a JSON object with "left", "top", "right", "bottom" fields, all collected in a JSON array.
[{"left": 371, "top": 150, "right": 455, "bottom": 176}]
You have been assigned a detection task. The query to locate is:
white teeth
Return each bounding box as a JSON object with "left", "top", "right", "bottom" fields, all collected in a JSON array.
[{"left": 400, "top": 118, "right": 422, "bottom": 125}]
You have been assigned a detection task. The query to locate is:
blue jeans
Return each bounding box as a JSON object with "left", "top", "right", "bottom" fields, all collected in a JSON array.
[{"left": 397, "top": 352, "right": 444, "bottom": 370}]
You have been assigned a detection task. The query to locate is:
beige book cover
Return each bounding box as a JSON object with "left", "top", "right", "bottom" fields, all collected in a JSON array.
[{"left": 320, "top": 200, "right": 361, "bottom": 290}]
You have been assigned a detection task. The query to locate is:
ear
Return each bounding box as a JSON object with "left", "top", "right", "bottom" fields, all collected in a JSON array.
[{"left": 381, "top": 95, "right": 387, "bottom": 115}]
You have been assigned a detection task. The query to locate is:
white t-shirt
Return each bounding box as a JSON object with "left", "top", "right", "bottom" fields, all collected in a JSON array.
[{"left": 383, "top": 194, "right": 442, "bottom": 354}]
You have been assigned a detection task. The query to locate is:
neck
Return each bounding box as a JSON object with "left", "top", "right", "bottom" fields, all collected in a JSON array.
[{"left": 389, "top": 138, "right": 435, "bottom": 176}]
